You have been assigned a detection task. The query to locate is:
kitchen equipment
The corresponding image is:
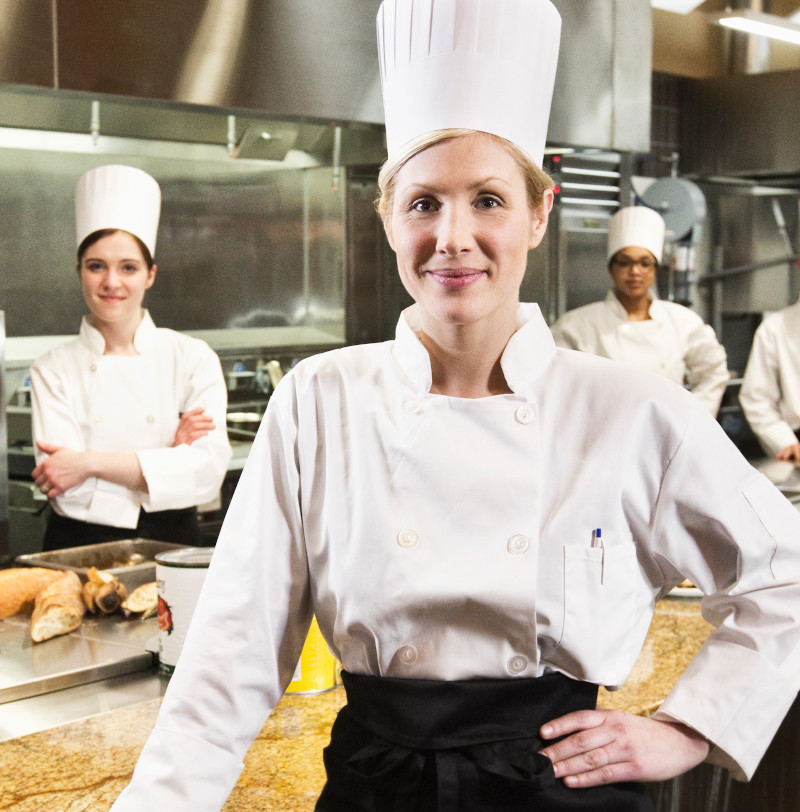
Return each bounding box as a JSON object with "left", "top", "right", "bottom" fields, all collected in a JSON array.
[
  {"left": 0, "top": 612, "right": 157, "bottom": 704},
  {"left": 16, "top": 538, "right": 187, "bottom": 593},
  {"left": 155, "top": 547, "right": 212, "bottom": 674},
  {"left": 285, "top": 616, "right": 339, "bottom": 695}
]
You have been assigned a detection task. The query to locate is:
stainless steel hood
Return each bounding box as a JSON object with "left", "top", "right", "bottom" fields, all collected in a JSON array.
[
  {"left": 681, "top": 68, "right": 800, "bottom": 182},
  {"left": 0, "top": 0, "right": 652, "bottom": 155}
]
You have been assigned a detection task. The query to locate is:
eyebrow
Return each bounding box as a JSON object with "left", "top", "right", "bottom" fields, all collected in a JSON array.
[{"left": 402, "top": 175, "right": 513, "bottom": 195}]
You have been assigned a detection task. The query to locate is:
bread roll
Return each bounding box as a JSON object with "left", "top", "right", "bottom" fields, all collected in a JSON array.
[
  {"left": 0, "top": 567, "right": 65, "bottom": 619},
  {"left": 30, "top": 570, "right": 85, "bottom": 642}
]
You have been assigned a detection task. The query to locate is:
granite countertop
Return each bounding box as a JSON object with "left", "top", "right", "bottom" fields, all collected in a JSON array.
[{"left": 0, "top": 598, "right": 712, "bottom": 811}]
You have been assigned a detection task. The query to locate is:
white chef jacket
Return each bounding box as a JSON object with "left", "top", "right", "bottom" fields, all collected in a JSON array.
[
  {"left": 739, "top": 300, "right": 800, "bottom": 456},
  {"left": 112, "top": 303, "right": 800, "bottom": 811},
  {"left": 551, "top": 291, "right": 729, "bottom": 416},
  {"left": 30, "top": 310, "right": 232, "bottom": 528}
]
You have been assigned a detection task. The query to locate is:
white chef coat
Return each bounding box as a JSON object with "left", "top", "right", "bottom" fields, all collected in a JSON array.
[
  {"left": 739, "top": 300, "right": 800, "bottom": 456},
  {"left": 551, "top": 291, "right": 729, "bottom": 416},
  {"left": 30, "top": 310, "right": 232, "bottom": 528},
  {"left": 112, "top": 303, "right": 800, "bottom": 811}
]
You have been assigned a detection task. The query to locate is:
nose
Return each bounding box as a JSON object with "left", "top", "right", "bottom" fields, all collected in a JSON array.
[
  {"left": 101, "top": 267, "right": 123, "bottom": 288},
  {"left": 436, "top": 203, "right": 475, "bottom": 256}
]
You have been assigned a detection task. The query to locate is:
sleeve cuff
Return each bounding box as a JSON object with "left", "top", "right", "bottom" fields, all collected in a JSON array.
[
  {"left": 652, "top": 640, "right": 797, "bottom": 780},
  {"left": 110, "top": 725, "right": 245, "bottom": 811}
]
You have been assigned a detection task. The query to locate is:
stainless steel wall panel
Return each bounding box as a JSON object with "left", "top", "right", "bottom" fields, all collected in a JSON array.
[{"left": 0, "top": 0, "right": 53, "bottom": 87}]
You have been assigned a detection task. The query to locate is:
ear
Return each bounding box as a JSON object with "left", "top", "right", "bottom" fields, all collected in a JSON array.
[
  {"left": 528, "top": 189, "right": 554, "bottom": 250},
  {"left": 383, "top": 217, "right": 396, "bottom": 253},
  {"left": 145, "top": 264, "right": 157, "bottom": 290}
]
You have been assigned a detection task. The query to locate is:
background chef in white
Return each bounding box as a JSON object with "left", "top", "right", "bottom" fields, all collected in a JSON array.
[
  {"left": 550, "top": 206, "right": 730, "bottom": 416},
  {"left": 111, "top": 1, "right": 800, "bottom": 810},
  {"left": 31, "top": 164, "right": 232, "bottom": 551},
  {"left": 740, "top": 281, "right": 800, "bottom": 462}
]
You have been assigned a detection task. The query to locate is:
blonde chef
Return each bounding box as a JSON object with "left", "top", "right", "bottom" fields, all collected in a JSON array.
[
  {"left": 31, "top": 164, "right": 232, "bottom": 550},
  {"left": 551, "top": 206, "right": 730, "bottom": 416},
  {"left": 112, "top": 1, "right": 800, "bottom": 811},
  {"left": 740, "top": 293, "right": 800, "bottom": 461}
]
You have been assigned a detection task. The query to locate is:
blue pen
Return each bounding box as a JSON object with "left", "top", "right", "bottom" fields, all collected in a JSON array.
[{"left": 592, "top": 528, "right": 605, "bottom": 585}]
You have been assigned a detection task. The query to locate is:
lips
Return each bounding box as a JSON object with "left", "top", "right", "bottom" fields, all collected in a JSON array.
[{"left": 425, "top": 268, "right": 485, "bottom": 290}]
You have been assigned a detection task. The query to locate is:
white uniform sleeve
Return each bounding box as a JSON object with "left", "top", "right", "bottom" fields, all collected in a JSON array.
[
  {"left": 649, "top": 408, "right": 800, "bottom": 780},
  {"left": 30, "top": 357, "right": 115, "bottom": 518},
  {"left": 682, "top": 318, "right": 729, "bottom": 417},
  {"left": 111, "top": 378, "right": 313, "bottom": 811},
  {"left": 550, "top": 313, "right": 583, "bottom": 351},
  {"left": 739, "top": 322, "right": 798, "bottom": 456},
  {"left": 138, "top": 342, "right": 232, "bottom": 511}
]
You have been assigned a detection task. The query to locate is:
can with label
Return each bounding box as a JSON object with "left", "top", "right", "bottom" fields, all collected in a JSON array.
[
  {"left": 285, "top": 615, "right": 338, "bottom": 694},
  {"left": 155, "top": 547, "right": 213, "bottom": 675}
]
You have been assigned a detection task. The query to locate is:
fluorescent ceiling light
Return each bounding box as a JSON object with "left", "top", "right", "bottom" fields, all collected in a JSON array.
[
  {"left": 708, "top": 9, "right": 800, "bottom": 46},
  {"left": 651, "top": 0, "right": 704, "bottom": 13}
]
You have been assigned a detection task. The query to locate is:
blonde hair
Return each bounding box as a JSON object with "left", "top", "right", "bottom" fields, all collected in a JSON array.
[{"left": 376, "top": 129, "right": 554, "bottom": 221}]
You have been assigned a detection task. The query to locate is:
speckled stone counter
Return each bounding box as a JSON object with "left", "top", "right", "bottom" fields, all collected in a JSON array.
[{"left": 0, "top": 598, "right": 712, "bottom": 811}]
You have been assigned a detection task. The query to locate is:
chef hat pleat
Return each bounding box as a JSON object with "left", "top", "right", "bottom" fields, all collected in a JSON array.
[
  {"left": 75, "top": 165, "right": 161, "bottom": 257},
  {"left": 607, "top": 206, "right": 667, "bottom": 264},
  {"left": 377, "top": 0, "right": 562, "bottom": 167}
]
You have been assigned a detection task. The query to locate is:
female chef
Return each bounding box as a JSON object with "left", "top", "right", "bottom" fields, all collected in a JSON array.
[
  {"left": 550, "top": 206, "right": 730, "bottom": 416},
  {"left": 111, "top": 1, "right": 800, "bottom": 810},
  {"left": 739, "top": 293, "right": 800, "bottom": 461},
  {"left": 30, "top": 164, "right": 232, "bottom": 550}
]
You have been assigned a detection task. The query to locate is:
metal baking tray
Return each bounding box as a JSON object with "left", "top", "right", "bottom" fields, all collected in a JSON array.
[{"left": 16, "top": 538, "right": 187, "bottom": 592}]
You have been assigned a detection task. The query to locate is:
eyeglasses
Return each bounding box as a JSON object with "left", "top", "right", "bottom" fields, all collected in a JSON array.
[{"left": 612, "top": 257, "right": 657, "bottom": 272}]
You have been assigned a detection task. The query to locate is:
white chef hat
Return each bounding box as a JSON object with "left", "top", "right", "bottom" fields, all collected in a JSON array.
[
  {"left": 376, "top": 0, "right": 561, "bottom": 167},
  {"left": 75, "top": 165, "right": 161, "bottom": 257},
  {"left": 607, "top": 206, "right": 666, "bottom": 264}
]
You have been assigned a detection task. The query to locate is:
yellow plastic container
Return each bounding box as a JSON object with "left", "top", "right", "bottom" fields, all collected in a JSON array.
[{"left": 285, "top": 616, "right": 339, "bottom": 694}]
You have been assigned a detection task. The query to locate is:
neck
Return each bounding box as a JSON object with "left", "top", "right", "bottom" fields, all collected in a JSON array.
[
  {"left": 615, "top": 291, "right": 651, "bottom": 321},
  {"left": 89, "top": 310, "right": 144, "bottom": 356},
  {"left": 418, "top": 311, "right": 516, "bottom": 398}
]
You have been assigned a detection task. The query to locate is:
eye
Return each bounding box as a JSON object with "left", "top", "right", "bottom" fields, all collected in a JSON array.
[
  {"left": 85, "top": 261, "right": 104, "bottom": 272},
  {"left": 122, "top": 263, "right": 140, "bottom": 273},
  {"left": 410, "top": 198, "right": 437, "bottom": 213},
  {"left": 476, "top": 196, "right": 501, "bottom": 209}
]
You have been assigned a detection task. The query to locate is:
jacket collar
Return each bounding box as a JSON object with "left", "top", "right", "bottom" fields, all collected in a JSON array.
[
  {"left": 79, "top": 309, "right": 157, "bottom": 355},
  {"left": 393, "top": 302, "right": 555, "bottom": 396}
]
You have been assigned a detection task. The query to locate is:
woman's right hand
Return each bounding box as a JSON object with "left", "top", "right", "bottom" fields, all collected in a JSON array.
[
  {"left": 173, "top": 408, "right": 216, "bottom": 447},
  {"left": 776, "top": 443, "right": 800, "bottom": 464},
  {"left": 33, "top": 441, "right": 91, "bottom": 498}
]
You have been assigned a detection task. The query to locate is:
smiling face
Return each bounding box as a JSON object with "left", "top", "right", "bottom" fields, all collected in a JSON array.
[
  {"left": 78, "top": 230, "right": 156, "bottom": 331},
  {"left": 383, "top": 132, "right": 551, "bottom": 338}
]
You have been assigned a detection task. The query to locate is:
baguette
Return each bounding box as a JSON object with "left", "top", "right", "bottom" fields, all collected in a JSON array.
[
  {"left": 31, "top": 571, "right": 85, "bottom": 642},
  {"left": 0, "top": 567, "right": 65, "bottom": 619}
]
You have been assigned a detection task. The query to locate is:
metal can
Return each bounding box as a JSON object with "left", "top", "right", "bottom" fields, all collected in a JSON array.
[
  {"left": 155, "top": 547, "right": 213, "bottom": 675},
  {"left": 285, "top": 615, "right": 338, "bottom": 694}
]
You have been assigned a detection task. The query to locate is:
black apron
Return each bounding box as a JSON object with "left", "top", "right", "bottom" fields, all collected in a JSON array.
[
  {"left": 316, "top": 671, "right": 654, "bottom": 812},
  {"left": 42, "top": 506, "right": 200, "bottom": 551}
]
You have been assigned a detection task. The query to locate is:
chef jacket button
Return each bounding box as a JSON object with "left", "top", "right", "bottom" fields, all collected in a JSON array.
[
  {"left": 402, "top": 398, "right": 421, "bottom": 415},
  {"left": 92, "top": 416, "right": 102, "bottom": 425},
  {"left": 397, "top": 529, "right": 419, "bottom": 549},
  {"left": 146, "top": 414, "right": 155, "bottom": 423},
  {"left": 90, "top": 363, "right": 97, "bottom": 373},
  {"left": 398, "top": 645, "right": 418, "bottom": 665},
  {"left": 514, "top": 405, "right": 535, "bottom": 425},
  {"left": 507, "top": 534, "right": 530, "bottom": 555},
  {"left": 507, "top": 655, "right": 528, "bottom": 675}
]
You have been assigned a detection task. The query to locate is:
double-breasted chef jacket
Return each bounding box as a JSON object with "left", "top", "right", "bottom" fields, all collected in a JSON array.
[
  {"left": 551, "top": 291, "right": 729, "bottom": 416},
  {"left": 30, "top": 310, "right": 232, "bottom": 528},
  {"left": 740, "top": 299, "right": 800, "bottom": 456},
  {"left": 111, "top": 303, "right": 800, "bottom": 812}
]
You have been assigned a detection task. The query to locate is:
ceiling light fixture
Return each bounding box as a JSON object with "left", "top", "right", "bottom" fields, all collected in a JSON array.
[
  {"left": 708, "top": 9, "right": 800, "bottom": 46},
  {"left": 651, "top": 0, "right": 704, "bottom": 14}
]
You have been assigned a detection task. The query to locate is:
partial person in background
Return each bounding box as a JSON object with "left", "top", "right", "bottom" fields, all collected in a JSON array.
[
  {"left": 740, "top": 289, "right": 800, "bottom": 461},
  {"left": 551, "top": 206, "right": 729, "bottom": 416},
  {"left": 31, "top": 164, "right": 232, "bottom": 551}
]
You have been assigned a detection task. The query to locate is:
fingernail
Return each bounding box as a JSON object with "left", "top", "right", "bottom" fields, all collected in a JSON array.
[{"left": 541, "top": 725, "right": 552, "bottom": 737}]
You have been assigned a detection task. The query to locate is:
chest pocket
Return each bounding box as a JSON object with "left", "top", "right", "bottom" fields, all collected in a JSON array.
[{"left": 559, "top": 541, "right": 645, "bottom": 683}]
